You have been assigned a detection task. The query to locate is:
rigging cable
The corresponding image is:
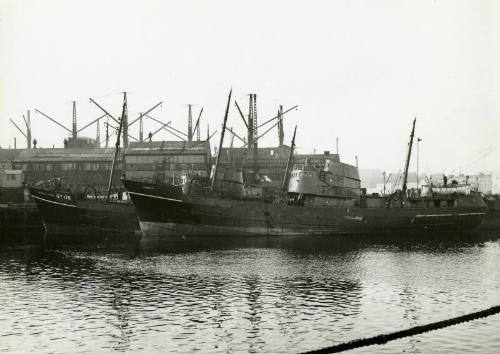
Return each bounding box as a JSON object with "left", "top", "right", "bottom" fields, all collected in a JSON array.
[{"left": 301, "top": 305, "right": 500, "bottom": 354}]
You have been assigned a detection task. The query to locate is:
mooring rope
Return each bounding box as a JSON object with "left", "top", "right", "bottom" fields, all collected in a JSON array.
[{"left": 301, "top": 305, "right": 500, "bottom": 354}]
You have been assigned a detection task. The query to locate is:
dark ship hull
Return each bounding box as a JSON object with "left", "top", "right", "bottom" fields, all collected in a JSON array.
[
  {"left": 30, "top": 187, "right": 140, "bottom": 241},
  {"left": 122, "top": 179, "right": 487, "bottom": 238}
]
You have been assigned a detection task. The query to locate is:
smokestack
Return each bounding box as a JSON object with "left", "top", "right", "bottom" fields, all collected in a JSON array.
[{"left": 72, "top": 101, "right": 77, "bottom": 139}]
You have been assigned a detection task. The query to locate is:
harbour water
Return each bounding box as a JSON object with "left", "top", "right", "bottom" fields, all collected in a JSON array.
[{"left": 1, "top": 234, "right": 500, "bottom": 353}]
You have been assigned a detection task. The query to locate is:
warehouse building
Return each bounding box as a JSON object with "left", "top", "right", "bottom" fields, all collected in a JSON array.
[{"left": 123, "top": 140, "right": 212, "bottom": 181}]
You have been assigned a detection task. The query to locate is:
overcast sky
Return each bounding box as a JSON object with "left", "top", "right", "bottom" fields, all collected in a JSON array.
[{"left": 1, "top": 0, "right": 498, "bottom": 175}]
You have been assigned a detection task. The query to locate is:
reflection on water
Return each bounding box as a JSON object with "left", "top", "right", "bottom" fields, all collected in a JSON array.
[{"left": 1, "top": 234, "right": 500, "bottom": 353}]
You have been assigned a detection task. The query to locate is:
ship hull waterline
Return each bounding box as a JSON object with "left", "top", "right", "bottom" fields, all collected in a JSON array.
[
  {"left": 30, "top": 188, "right": 140, "bottom": 241},
  {"left": 126, "top": 189, "right": 486, "bottom": 239}
]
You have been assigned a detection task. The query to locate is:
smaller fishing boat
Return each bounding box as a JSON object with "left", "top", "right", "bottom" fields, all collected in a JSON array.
[
  {"left": 29, "top": 180, "right": 137, "bottom": 240},
  {"left": 30, "top": 93, "right": 140, "bottom": 241}
]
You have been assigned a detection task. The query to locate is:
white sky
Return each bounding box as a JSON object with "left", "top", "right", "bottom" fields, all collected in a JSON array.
[{"left": 1, "top": 0, "right": 499, "bottom": 175}]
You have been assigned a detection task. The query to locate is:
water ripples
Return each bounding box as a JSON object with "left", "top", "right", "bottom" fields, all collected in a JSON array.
[{"left": 1, "top": 236, "right": 500, "bottom": 353}]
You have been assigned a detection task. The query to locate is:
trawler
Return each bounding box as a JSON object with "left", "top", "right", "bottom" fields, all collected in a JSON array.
[
  {"left": 122, "top": 92, "right": 486, "bottom": 238},
  {"left": 29, "top": 93, "right": 139, "bottom": 240}
]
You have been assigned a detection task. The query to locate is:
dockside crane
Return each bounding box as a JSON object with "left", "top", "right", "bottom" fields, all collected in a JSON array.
[
  {"left": 249, "top": 94, "right": 258, "bottom": 179},
  {"left": 139, "top": 113, "right": 144, "bottom": 142},
  {"left": 193, "top": 107, "right": 203, "bottom": 142},
  {"left": 96, "top": 117, "right": 101, "bottom": 148},
  {"left": 232, "top": 94, "right": 259, "bottom": 180},
  {"left": 278, "top": 105, "right": 284, "bottom": 147},
  {"left": 100, "top": 99, "right": 164, "bottom": 146},
  {"left": 127, "top": 101, "right": 163, "bottom": 128},
  {"left": 105, "top": 118, "right": 110, "bottom": 147},
  {"left": 147, "top": 120, "right": 172, "bottom": 140},
  {"left": 255, "top": 104, "right": 298, "bottom": 141},
  {"left": 229, "top": 102, "right": 297, "bottom": 148},
  {"left": 90, "top": 94, "right": 141, "bottom": 148},
  {"left": 188, "top": 104, "right": 193, "bottom": 142},
  {"left": 72, "top": 101, "right": 77, "bottom": 139},
  {"left": 144, "top": 113, "right": 188, "bottom": 141},
  {"left": 76, "top": 113, "right": 108, "bottom": 135},
  {"left": 231, "top": 94, "right": 298, "bottom": 182},
  {"left": 25, "top": 111, "right": 32, "bottom": 149},
  {"left": 36, "top": 102, "right": 109, "bottom": 147},
  {"left": 9, "top": 109, "right": 32, "bottom": 149},
  {"left": 35, "top": 109, "right": 73, "bottom": 136}
]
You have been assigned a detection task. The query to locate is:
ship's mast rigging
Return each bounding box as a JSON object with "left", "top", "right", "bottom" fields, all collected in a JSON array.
[
  {"left": 281, "top": 125, "right": 297, "bottom": 194},
  {"left": 106, "top": 92, "right": 127, "bottom": 202},
  {"left": 211, "top": 89, "right": 232, "bottom": 190},
  {"left": 90, "top": 97, "right": 140, "bottom": 146},
  {"left": 402, "top": 118, "right": 416, "bottom": 196},
  {"left": 229, "top": 127, "right": 235, "bottom": 168}
]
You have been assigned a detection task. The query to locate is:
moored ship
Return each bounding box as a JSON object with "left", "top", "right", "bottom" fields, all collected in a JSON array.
[
  {"left": 29, "top": 181, "right": 138, "bottom": 239},
  {"left": 30, "top": 93, "right": 140, "bottom": 241},
  {"left": 123, "top": 92, "right": 487, "bottom": 238},
  {"left": 123, "top": 164, "right": 486, "bottom": 238}
]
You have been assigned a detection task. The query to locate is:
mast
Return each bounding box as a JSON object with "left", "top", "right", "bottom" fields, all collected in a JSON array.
[
  {"left": 106, "top": 92, "right": 126, "bottom": 202},
  {"left": 211, "top": 89, "right": 232, "bottom": 190},
  {"left": 281, "top": 125, "right": 297, "bottom": 194},
  {"left": 402, "top": 118, "right": 416, "bottom": 195},
  {"left": 122, "top": 92, "right": 128, "bottom": 148},
  {"left": 229, "top": 127, "right": 235, "bottom": 168}
]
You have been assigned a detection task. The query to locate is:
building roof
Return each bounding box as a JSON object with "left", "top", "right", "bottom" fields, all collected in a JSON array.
[
  {"left": 12, "top": 148, "right": 116, "bottom": 162},
  {"left": 219, "top": 145, "right": 291, "bottom": 161},
  {"left": 0, "top": 149, "right": 24, "bottom": 162},
  {"left": 125, "top": 140, "right": 211, "bottom": 155}
]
